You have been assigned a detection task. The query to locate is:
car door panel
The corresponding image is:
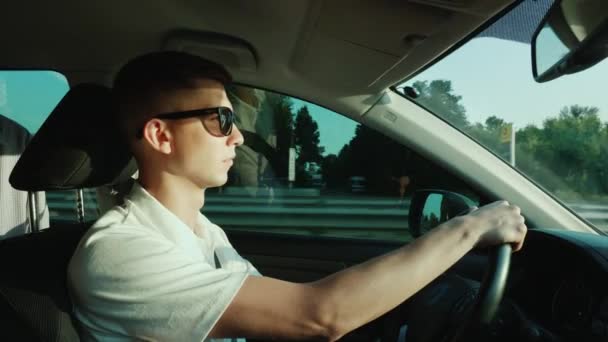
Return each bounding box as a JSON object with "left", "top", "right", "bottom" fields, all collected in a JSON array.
[{"left": 227, "top": 230, "right": 487, "bottom": 283}]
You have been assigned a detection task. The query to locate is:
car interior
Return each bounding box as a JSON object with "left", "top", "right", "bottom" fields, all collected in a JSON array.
[{"left": 1, "top": 0, "right": 608, "bottom": 341}]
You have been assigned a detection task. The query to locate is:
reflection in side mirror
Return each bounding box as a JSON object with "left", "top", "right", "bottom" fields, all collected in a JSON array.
[
  {"left": 409, "top": 190, "right": 477, "bottom": 237},
  {"left": 532, "top": 0, "right": 608, "bottom": 82}
]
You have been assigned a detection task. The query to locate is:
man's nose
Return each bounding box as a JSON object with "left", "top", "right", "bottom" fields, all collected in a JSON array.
[{"left": 229, "top": 124, "right": 244, "bottom": 146}]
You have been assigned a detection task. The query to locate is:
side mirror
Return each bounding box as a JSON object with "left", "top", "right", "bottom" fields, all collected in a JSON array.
[
  {"left": 409, "top": 190, "right": 477, "bottom": 237},
  {"left": 532, "top": 0, "right": 608, "bottom": 82}
]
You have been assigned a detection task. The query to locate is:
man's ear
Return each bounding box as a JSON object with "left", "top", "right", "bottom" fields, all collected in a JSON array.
[{"left": 142, "top": 119, "right": 172, "bottom": 154}]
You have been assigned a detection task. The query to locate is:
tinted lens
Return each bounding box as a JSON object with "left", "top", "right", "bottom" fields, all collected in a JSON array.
[
  {"left": 218, "top": 107, "right": 234, "bottom": 136},
  {"left": 202, "top": 107, "right": 233, "bottom": 137}
]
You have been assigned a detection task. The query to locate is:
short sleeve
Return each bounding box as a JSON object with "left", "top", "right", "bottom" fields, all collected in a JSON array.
[
  {"left": 68, "top": 226, "right": 249, "bottom": 341},
  {"left": 205, "top": 220, "right": 261, "bottom": 277}
]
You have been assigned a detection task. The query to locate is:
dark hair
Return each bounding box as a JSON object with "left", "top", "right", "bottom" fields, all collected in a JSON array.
[{"left": 112, "top": 51, "right": 232, "bottom": 139}]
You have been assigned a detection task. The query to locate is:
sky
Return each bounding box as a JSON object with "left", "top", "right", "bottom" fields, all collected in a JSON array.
[
  {"left": 402, "top": 37, "right": 608, "bottom": 130},
  {"left": 291, "top": 99, "right": 358, "bottom": 156}
]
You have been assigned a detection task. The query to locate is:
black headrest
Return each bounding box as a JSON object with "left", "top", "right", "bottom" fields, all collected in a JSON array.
[{"left": 9, "top": 83, "right": 136, "bottom": 191}]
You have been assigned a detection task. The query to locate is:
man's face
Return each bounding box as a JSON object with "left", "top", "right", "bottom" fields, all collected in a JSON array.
[{"left": 158, "top": 79, "right": 243, "bottom": 189}]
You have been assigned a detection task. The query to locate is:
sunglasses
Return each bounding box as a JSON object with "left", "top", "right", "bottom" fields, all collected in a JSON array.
[{"left": 137, "top": 106, "right": 235, "bottom": 139}]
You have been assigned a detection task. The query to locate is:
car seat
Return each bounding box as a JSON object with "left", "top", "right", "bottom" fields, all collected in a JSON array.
[{"left": 0, "top": 83, "right": 135, "bottom": 341}]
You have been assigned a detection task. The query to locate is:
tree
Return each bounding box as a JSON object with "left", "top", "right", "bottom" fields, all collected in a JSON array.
[
  {"left": 320, "top": 145, "right": 352, "bottom": 191},
  {"left": 515, "top": 105, "right": 606, "bottom": 199},
  {"left": 294, "top": 106, "right": 325, "bottom": 184},
  {"left": 559, "top": 105, "right": 599, "bottom": 118},
  {"left": 265, "top": 92, "right": 295, "bottom": 180},
  {"left": 465, "top": 116, "right": 510, "bottom": 161},
  {"left": 411, "top": 80, "right": 469, "bottom": 128},
  {"left": 459, "top": 104, "right": 607, "bottom": 199}
]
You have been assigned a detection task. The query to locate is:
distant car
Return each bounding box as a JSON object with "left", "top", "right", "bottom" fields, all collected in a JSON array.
[{"left": 349, "top": 176, "right": 366, "bottom": 194}]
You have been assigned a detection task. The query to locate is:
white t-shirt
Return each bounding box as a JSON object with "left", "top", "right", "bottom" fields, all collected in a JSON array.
[{"left": 68, "top": 182, "right": 260, "bottom": 341}]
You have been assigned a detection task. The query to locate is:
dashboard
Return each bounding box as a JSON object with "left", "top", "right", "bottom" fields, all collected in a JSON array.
[
  {"left": 508, "top": 229, "right": 608, "bottom": 341},
  {"left": 388, "top": 229, "right": 608, "bottom": 342}
]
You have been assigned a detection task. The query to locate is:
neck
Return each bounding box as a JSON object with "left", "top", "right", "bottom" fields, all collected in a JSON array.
[{"left": 137, "top": 170, "right": 206, "bottom": 232}]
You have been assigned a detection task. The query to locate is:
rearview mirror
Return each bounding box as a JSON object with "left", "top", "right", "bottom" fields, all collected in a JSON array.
[
  {"left": 532, "top": 0, "right": 608, "bottom": 82},
  {"left": 408, "top": 190, "right": 477, "bottom": 237}
]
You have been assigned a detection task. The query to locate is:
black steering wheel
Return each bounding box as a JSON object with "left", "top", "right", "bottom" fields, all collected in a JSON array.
[{"left": 445, "top": 244, "right": 512, "bottom": 342}]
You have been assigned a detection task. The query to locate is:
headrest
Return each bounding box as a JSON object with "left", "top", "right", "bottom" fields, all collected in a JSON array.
[{"left": 9, "top": 83, "right": 136, "bottom": 191}]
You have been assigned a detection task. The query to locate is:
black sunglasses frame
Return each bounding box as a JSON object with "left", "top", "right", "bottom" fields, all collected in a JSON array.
[{"left": 136, "top": 106, "right": 235, "bottom": 139}]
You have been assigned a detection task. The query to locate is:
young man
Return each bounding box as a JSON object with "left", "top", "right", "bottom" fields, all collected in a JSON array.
[{"left": 68, "top": 51, "right": 527, "bottom": 341}]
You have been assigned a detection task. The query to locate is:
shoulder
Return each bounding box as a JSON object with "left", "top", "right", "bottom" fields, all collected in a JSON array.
[
  {"left": 84, "top": 202, "right": 151, "bottom": 245},
  {"left": 69, "top": 203, "right": 169, "bottom": 280}
]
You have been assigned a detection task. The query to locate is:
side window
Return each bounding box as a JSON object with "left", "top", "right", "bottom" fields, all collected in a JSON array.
[
  {"left": 46, "top": 189, "right": 100, "bottom": 223},
  {"left": 0, "top": 71, "right": 98, "bottom": 230},
  {"left": 203, "top": 85, "right": 478, "bottom": 242}
]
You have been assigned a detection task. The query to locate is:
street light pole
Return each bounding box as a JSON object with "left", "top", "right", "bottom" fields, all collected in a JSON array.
[{"left": 510, "top": 123, "right": 516, "bottom": 167}]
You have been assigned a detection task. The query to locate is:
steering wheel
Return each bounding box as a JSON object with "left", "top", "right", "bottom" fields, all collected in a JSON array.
[{"left": 444, "top": 244, "right": 512, "bottom": 342}]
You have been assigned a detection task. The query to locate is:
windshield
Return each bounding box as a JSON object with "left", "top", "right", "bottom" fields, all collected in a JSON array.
[{"left": 395, "top": 0, "right": 608, "bottom": 233}]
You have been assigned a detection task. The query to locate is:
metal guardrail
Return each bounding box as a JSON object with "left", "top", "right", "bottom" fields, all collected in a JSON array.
[
  {"left": 46, "top": 190, "right": 99, "bottom": 221},
  {"left": 46, "top": 188, "right": 608, "bottom": 239}
]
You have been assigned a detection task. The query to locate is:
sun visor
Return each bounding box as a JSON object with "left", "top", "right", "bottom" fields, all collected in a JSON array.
[{"left": 9, "top": 83, "right": 136, "bottom": 191}]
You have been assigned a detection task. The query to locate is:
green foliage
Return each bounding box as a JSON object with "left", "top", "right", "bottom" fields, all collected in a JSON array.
[
  {"left": 408, "top": 80, "right": 608, "bottom": 201},
  {"left": 461, "top": 104, "right": 607, "bottom": 200},
  {"left": 293, "top": 106, "right": 325, "bottom": 185},
  {"left": 254, "top": 97, "right": 326, "bottom": 186},
  {"left": 465, "top": 116, "right": 511, "bottom": 161},
  {"left": 514, "top": 105, "right": 608, "bottom": 198},
  {"left": 265, "top": 92, "right": 295, "bottom": 178},
  {"left": 294, "top": 106, "right": 324, "bottom": 163},
  {"left": 412, "top": 80, "right": 470, "bottom": 129},
  {"left": 339, "top": 124, "right": 407, "bottom": 194}
]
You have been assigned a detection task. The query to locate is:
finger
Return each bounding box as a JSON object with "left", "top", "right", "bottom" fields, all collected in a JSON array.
[
  {"left": 460, "top": 206, "right": 478, "bottom": 215},
  {"left": 510, "top": 205, "right": 521, "bottom": 216},
  {"left": 512, "top": 223, "right": 527, "bottom": 252},
  {"left": 486, "top": 200, "right": 507, "bottom": 208}
]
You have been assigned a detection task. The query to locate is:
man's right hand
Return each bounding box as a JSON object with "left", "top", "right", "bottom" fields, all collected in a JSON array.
[{"left": 465, "top": 200, "right": 527, "bottom": 251}]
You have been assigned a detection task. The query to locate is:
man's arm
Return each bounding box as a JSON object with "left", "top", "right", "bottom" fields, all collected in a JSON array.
[{"left": 210, "top": 201, "right": 527, "bottom": 341}]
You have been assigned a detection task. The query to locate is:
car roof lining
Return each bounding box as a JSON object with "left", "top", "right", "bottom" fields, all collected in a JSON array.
[{"left": 0, "top": 0, "right": 515, "bottom": 121}]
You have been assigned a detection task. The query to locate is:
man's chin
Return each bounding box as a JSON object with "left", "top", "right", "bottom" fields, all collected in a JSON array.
[{"left": 206, "top": 176, "right": 228, "bottom": 189}]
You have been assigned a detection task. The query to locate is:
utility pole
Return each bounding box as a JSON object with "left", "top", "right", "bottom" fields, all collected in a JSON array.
[
  {"left": 288, "top": 133, "right": 295, "bottom": 189},
  {"left": 500, "top": 123, "right": 515, "bottom": 166},
  {"left": 510, "top": 123, "right": 516, "bottom": 167}
]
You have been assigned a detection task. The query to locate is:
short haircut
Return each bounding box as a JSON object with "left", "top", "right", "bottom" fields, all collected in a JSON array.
[{"left": 112, "top": 51, "right": 232, "bottom": 141}]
